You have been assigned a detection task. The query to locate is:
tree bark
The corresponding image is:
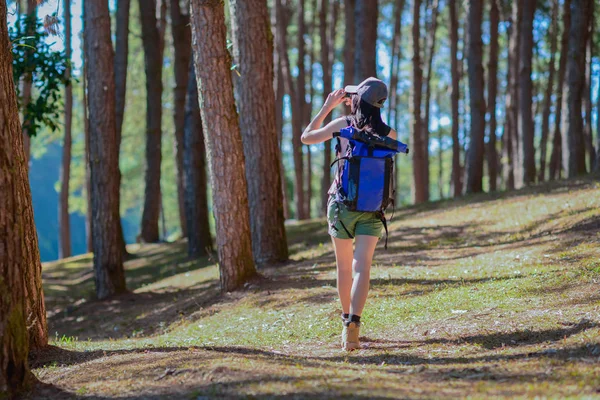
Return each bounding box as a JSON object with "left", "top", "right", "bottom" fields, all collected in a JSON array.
[
  {"left": 183, "top": 60, "right": 212, "bottom": 258},
  {"left": 296, "top": 0, "right": 309, "bottom": 220},
  {"left": 306, "top": 0, "right": 317, "bottom": 218},
  {"left": 448, "top": 0, "right": 461, "bottom": 197},
  {"left": 171, "top": 0, "right": 192, "bottom": 237},
  {"left": 139, "top": 0, "right": 163, "bottom": 242},
  {"left": 411, "top": 0, "right": 427, "bottom": 203},
  {"left": 517, "top": 0, "right": 536, "bottom": 187},
  {"left": 354, "top": 0, "right": 378, "bottom": 81},
  {"left": 596, "top": 25, "right": 600, "bottom": 172},
  {"left": 562, "top": 0, "right": 589, "bottom": 177},
  {"left": 84, "top": 0, "right": 127, "bottom": 300},
  {"left": 422, "top": 0, "right": 439, "bottom": 199},
  {"left": 114, "top": 0, "right": 130, "bottom": 256},
  {"left": 596, "top": 66, "right": 600, "bottom": 172},
  {"left": 272, "top": 4, "right": 290, "bottom": 219},
  {"left": 115, "top": 0, "right": 130, "bottom": 144},
  {"left": 538, "top": 0, "right": 558, "bottom": 182},
  {"left": 509, "top": 1, "right": 522, "bottom": 187},
  {"left": 549, "top": 0, "right": 570, "bottom": 180},
  {"left": 502, "top": 0, "right": 521, "bottom": 189},
  {"left": 276, "top": 0, "right": 306, "bottom": 220},
  {"left": 486, "top": 0, "right": 500, "bottom": 191},
  {"left": 304, "top": 0, "right": 314, "bottom": 220},
  {"left": 83, "top": 46, "right": 93, "bottom": 253},
  {"left": 343, "top": 0, "right": 355, "bottom": 85},
  {"left": 320, "top": 0, "right": 332, "bottom": 214},
  {"left": 583, "top": 0, "right": 596, "bottom": 171},
  {"left": 19, "top": 0, "right": 49, "bottom": 349},
  {"left": 59, "top": 0, "right": 72, "bottom": 259},
  {"left": 229, "top": 0, "right": 289, "bottom": 264},
  {"left": 388, "top": 0, "right": 405, "bottom": 126},
  {"left": 436, "top": 91, "right": 443, "bottom": 199},
  {"left": 465, "top": 0, "right": 486, "bottom": 194},
  {"left": 0, "top": 4, "right": 43, "bottom": 393},
  {"left": 21, "top": 0, "right": 37, "bottom": 163},
  {"left": 189, "top": 0, "right": 257, "bottom": 291}
]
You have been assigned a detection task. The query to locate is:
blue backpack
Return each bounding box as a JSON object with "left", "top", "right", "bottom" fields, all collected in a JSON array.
[{"left": 330, "top": 125, "right": 409, "bottom": 248}]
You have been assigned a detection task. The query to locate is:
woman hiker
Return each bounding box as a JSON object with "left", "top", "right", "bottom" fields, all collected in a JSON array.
[{"left": 301, "top": 77, "right": 399, "bottom": 351}]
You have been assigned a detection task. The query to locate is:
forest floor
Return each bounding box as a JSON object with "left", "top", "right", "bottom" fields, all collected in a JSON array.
[{"left": 24, "top": 177, "right": 600, "bottom": 399}]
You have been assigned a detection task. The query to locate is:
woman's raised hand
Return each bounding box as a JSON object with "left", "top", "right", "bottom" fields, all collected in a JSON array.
[{"left": 323, "top": 89, "right": 347, "bottom": 111}]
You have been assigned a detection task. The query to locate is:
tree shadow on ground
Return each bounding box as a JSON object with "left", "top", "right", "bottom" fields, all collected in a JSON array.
[
  {"left": 369, "top": 320, "right": 598, "bottom": 351},
  {"left": 47, "top": 279, "right": 223, "bottom": 340},
  {"left": 32, "top": 318, "right": 597, "bottom": 370},
  {"left": 43, "top": 242, "right": 216, "bottom": 308},
  {"left": 23, "top": 380, "right": 390, "bottom": 400},
  {"left": 202, "top": 328, "right": 599, "bottom": 367}
]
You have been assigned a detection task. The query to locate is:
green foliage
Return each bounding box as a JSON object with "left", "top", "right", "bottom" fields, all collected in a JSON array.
[{"left": 9, "top": 13, "right": 71, "bottom": 138}]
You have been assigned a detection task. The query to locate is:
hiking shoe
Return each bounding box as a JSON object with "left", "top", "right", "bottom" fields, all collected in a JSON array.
[{"left": 342, "top": 321, "right": 360, "bottom": 351}]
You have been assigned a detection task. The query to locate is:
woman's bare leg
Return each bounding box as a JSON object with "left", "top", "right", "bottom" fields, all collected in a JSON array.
[
  {"left": 332, "top": 237, "right": 354, "bottom": 314},
  {"left": 349, "top": 235, "right": 379, "bottom": 317}
]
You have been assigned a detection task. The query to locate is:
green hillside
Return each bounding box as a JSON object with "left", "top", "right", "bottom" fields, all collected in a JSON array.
[{"left": 29, "top": 178, "right": 600, "bottom": 399}]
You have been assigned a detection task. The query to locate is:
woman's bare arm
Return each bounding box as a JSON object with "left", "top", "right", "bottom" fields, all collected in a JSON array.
[
  {"left": 301, "top": 89, "right": 351, "bottom": 145},
  {"left": 301, "top": 117, "right": 348, "bottom": 145}
]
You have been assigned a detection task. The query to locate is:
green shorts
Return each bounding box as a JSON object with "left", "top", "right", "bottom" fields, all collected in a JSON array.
[{"left": 327, "top": 198, "right": 383, "bottom": 239}]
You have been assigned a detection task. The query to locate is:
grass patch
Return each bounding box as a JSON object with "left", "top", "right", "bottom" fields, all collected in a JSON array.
[{"left": 28, "top": 177, "right": 600, "bottom": 399}]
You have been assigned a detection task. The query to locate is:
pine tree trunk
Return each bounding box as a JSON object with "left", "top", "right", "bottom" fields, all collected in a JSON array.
[
  {"left": 84, "top": 0, "right": 127, "bottom": 300},
  {"left": 114, "top": 0, "right": 130, "bottom": 256},
  {"left": 59, "top": 0, "right": 72, "bottom": 259},
  {"left": 486, "top": 0, "right": 500, "bottom": 191},
  {"left": 189, "top": 0, "right": 257, "bottom": 291},
  {"left": 115, "top": 0, "right": 130, "bottom": 144},
  {"left": 304, "top": 0, "right": 314, "bottom": 219},
  {"left": 517, "top": 0, "right": 536, "bottom": 187},
  {"left": 465, "top": 0, "right": 486, "bottom": 194},
  {"left": 596, "top": 30, "right": 600, "bottom": 172},
  {"left": 139, "top": 0, "right": 163, "bottom": 242},
  {"left": 307, "top": 0, "right": 317, "bottom": 218},
  {"left": 21, "top": 0, "right": 37, "bottom": 163},
  {"left": 538, "top": 0, "right": 558, "bottom": 182},
  {"left": 83, "top": 48, "right": 93, "bottom": 253},
  {"left": 296, "top": 0, "right": 309, "bottom": 220},
  {"left": 388, "top": 0, "right": 405, "bottom": 125},
  {"left": 583, "top": 0, "right": 596, "bottom": 171},
  {"left": 459, "top": 13, "right": 468, "bottom": 191},
  {"left": 411, "top": 0, "right": 427, "bottom": 204},
  {"left": 596, "top": 64, "right": 600, "bottom": 171},
  {"left": 184, "top": 60, "right": 212, "bottom": 258},
  {"left": 422, "top": 0, "right": 439, "bottom": 200},
  {"left": 276, "top": 0, "right": 306, "bottom": 220},
  {"left": 448, "top": 0, "right": 461, "bottom": 197},
  {"left": 343, "top": 0, "right": 355, "bottom": 85},
  {"left": 503, "top": 0, "right": 521, "bottom": 189},
  {"left": 549, "top": 0, "right": 570, "bottom": 180},
  {"left": 229, "top": 0, "right": 289, "bottom": 264},
  {"left": 509, "top": 2, "right": 522, "bottom": 188},
  {"left": 0, "top": 6, "right": 38, "bottom": 393},
  {"left": 563, "top": 0, "right": 589, "bottom": 177},
  {"left": 20, "top": 0, "right": 49, "bottom": 348},
  {"left": 271, "top": 1, "right": 289, "bottom": 220},
  {"left": 171, "top": 0, "right": 192, "bottom": 238},
  {"left": 273, "top": 27, "right": 290, "bottom": 219},
  {"left": 320, "top": 0, "right": 332, "bottom": 214},
  {"left": 354, "top": 0, "right": 377, "bottom": 81}
]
